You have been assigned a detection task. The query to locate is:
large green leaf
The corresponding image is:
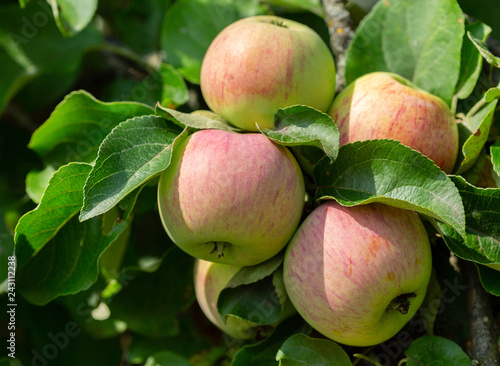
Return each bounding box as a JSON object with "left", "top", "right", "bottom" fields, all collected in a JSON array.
[
  {"left": 314, "top": 140, "right": 466, "bottom": 237},
  {"left": 17, "top": 213, "right": 128, "bottom": 306},
  {"left": 259, "top": 106, "right": 339, "bottom": 163},
  {"left": 79, "top": 115, "right": 186, "bottom": 221},
  {"left": 455, "top": 21, "right": 492, "bottom": 100},
  {"left": 345, "top": 0, "right": 464, "bottom": 105},
  {"left": 29, "top": 90, "right": 154, "bottom": 165},
  {"left": 437, "top": 176, "right": 500, "bottom": 269},
  {"left": 276, "top": 334, "right": 351, "bottom": 366},
  {"left": 455, "top": 99, "right": 498, "bottom": 174},
  {"left": 80, "top": 116, "right": 186, "bottom": 221},
  {"left": 404, "top": 335, "right": 471, "bottom": 365},
  {"left": 218, "top": 255, "right": 285, "bottom": 326},
  {"left": 160, "top": 0, "right": 265, "bottom": 84},
  {"left": 14, "top": 163, "right": 91, "bottom": 267},
  {"left": 14, "top": 163, "right": 130, "bottom": 305},
  {"left": 0, "top": 3, "right": 102, "bottom": 113},
  {"left": 108, "top": 247, "right": 195, "bottom": 338},
  {"left": 47, "top": 0, "right": 98, "bottom": 36}
]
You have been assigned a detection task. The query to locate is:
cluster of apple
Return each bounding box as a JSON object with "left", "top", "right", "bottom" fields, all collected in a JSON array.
[{"left": 157, "top": 15, "right": 459, "bottom": 347}]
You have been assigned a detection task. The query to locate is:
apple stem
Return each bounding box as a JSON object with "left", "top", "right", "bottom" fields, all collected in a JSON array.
[
  {"left": 208, "top": 241, "right": 227, "bottom": 258},
  {"left": 387, "top": 293, "right": 417, "bottom": 315}
]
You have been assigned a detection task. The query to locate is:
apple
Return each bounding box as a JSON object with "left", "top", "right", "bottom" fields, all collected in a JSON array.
[
  {"left": 328, "top": 72, "right": 458, "bottom": 173},
  {"left": 283, "top": 201, "right": 432, "bottom": 347},
  {"left": 194, "top": 259, "right": 257, "bottom": 340},
  {"left": 200, "top": 15, "right": 336, "bottom": 132},
  {"left": 157, "top": 129, "right": 305, "bottom": 266}
]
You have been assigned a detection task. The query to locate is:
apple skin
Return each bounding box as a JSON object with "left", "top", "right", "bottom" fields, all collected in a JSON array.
[
  {"left": 328, "top": 72, "right": 458, "bottom": 173},
  {"left": 157, "top": 129, "right": 305, "bottom": 266},
  {"left": 283, "top": 201, "right": 432, "bottom": 347},
  {"left": 200, "top": 15, "right": 336, "bottom": 131},
  {"left": 194, "top": 259, "right": 257, "bottom": 340}
]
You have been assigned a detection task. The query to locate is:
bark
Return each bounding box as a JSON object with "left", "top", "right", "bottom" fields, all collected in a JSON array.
[
  {"left": 462, "top": 260, "right": 499, "bottom": 366},
  {"left": 321, "top": 0, "right": 355, "bottom": 93}
]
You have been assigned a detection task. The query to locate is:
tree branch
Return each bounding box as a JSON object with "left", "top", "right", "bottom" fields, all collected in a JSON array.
[
  {"left": 462, "top": 260, "right": 499, "bottom": 366},
  {"left": 321, "top": 0, "right": 355, "bottom": 92}
]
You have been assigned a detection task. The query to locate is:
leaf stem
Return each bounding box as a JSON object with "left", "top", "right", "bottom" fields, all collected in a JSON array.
[
  {"left": 89, "top": 43, "right": 160, "bottom": 75},
  {"left": 467, "top": 98, "right": 488, "bottom": 119}
]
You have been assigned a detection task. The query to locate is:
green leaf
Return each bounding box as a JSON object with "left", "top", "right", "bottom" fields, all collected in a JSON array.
[
  {"left": 159, "top": 63, "right": 189, "bottom": 108},
  {"left": 314, "top": 140, "right": 466, "bottom": 237},
  {"left": 160, "top": 0, "right": 265, "bottom": 84},
  {"left": 485, "top": 87, "right": 500, "bottom": 102},
  {"left": 262, "top": 0, "right": 323, "bottom": 17},
  {"left": 259, "top": 106, "right": 339, "bottom": 163},
  {"left": 29, "top": 90, "right": 154, "bottom": 165},
  {"left": 156, "top": 104, "right": 239, "bottom": 132},
  {"left": 436, "top": 175, "right": 500, "bottom": 269},
  {"left": 109, "top": 247, "right": 195, "bottom": 338},
  {"left": 468, "top": 31, "right": 500, "bottom": 68},
  {"left": 218, "top": 275, "right": 282, "bottom": 326},
  {"left": 0, "top": 2, "right": 102, "bottom": 114},
  {"left": 477, "top": 264, "right": 500, "bottom": 296},
  {"left": 218, "top": 255, "right": 285, "bottom": 325},
  {"left": 14, "top": 163, "right": 131, "bottom": 305},
  {"left": 456, "top": 99, "right": 498, "bottom": 174},
  {"left": 231, "top": 315, "right": 311, "bottom": 366},
  {"left": 345, "top": 0, "right": 464, "bottom": 105},
  {"left": 144, "top": 351, "right": 192, "bottom": 366},
  {"left": 47, "top": 0, "right": 98, "bottom": 37},
  {"left": 404, "top": 335, "right": 471, "bottom": 365},
  {"left": 491, "top": 141, "right": 500, "bottom": 177},
  {"left": 276, "top": 334, "right": 351, "bottom": 366},
  {"left": 14, "top": 162, "right": 91, "bottom": 267},
  {"left": 25, "top": 165, "right": 56, "bottom": 204},
  {"left": 16, "top": 207, "right": 129, "bottom": 305},
  {"left": 79, "top": 115, "right": 186, "bottom": 221},
  {"left": 455, "top": 21, "right": 492, "bottom": 100}
]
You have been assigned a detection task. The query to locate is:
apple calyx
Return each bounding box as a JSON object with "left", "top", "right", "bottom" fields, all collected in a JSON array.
[
  {"left": 270, "top": 19, "right": 287, "bottom": 28},
  {"left": 387, "top": 293, "right": 417, "bottom": 315},
  {"left": 207, "top": 241, "right": 229, "bottom": 258}
]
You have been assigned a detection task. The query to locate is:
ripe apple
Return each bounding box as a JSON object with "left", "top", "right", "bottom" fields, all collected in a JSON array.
[
  {"left": 328, "top": 72, "right": 458, "bottom": 173},
  {"left": 200, "top": 15, "right": 336, "bottom": 131},
  {"left": 283, "top": 201, "right": 432, "bottom": 347},
  {"left": 157, "top": 129, "right": 305, "bottom": 266},
  {"left": 194, "top": 259, "right": 257, "bottom": 340}
]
